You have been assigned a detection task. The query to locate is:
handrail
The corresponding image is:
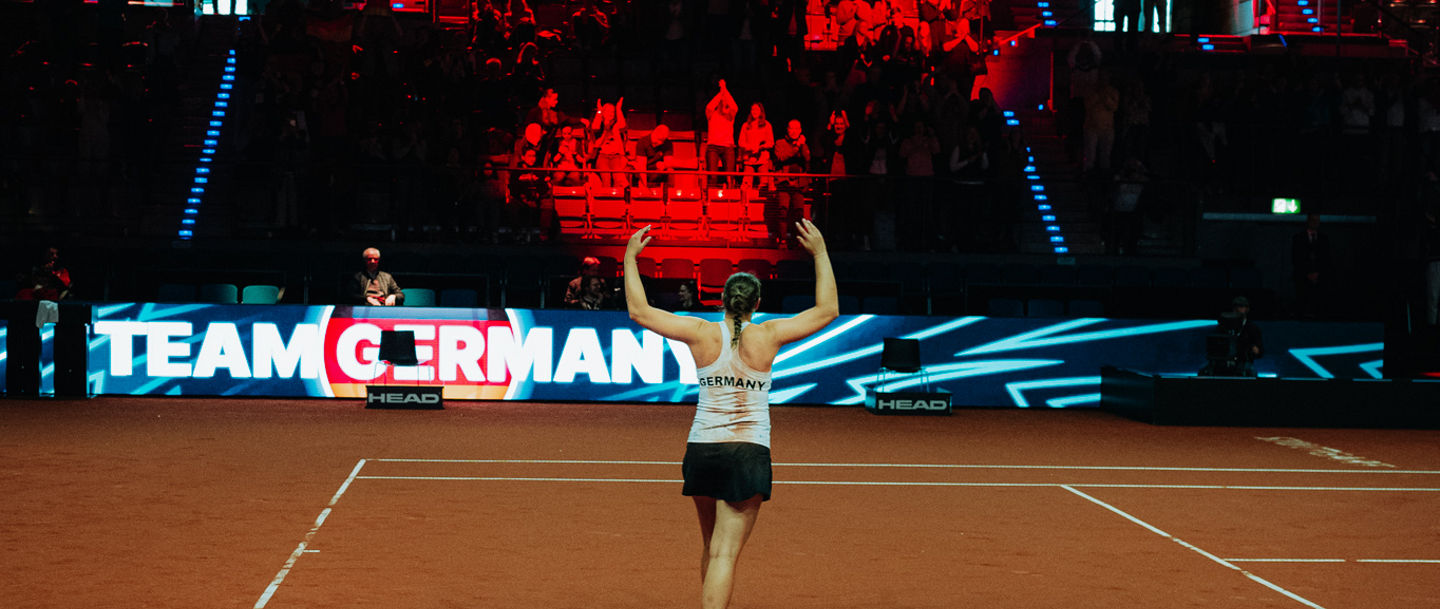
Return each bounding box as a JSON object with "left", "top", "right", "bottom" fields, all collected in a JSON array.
[
  {"left": 996, "top": 0, "right": 1109, "bottom": 48},
  {"left": 1350, "top": 0, "right": 1438, "bottom": 62}
]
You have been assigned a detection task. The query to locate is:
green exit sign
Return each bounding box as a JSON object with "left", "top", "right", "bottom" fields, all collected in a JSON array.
[{"left": 1272, "top": 198, "right": 1301, "bottom": 214}]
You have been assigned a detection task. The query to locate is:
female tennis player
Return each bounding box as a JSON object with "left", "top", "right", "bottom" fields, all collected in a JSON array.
[{"left": 623, "top": 219, "right": 838, "bottom": 609}]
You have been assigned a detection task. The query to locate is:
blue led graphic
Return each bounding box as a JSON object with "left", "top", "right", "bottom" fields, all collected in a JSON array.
[
  {"left": 1288, "top": 343, "right": 1385, "bottom": 379},
  {"left": 179, "top": 44, "right": 239, "bottom": 241},
  {"left": 77, "top": 306, "right": 1384, "bottom": 407}
]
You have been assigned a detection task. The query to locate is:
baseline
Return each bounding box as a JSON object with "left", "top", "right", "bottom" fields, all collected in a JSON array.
[
  {"left": 253, "top": 459, "right": 368, "bottom": 609},
  {"left": 370, "top": 458, "right": 1440, "bottom": 475}
]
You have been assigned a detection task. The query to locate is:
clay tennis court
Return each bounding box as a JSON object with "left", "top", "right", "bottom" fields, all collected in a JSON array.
[{"left": 3, "top": 397, "right": 1437, "bottom": 609}]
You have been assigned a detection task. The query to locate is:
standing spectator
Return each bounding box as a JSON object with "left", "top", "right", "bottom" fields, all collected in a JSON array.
[
  {"left": 1419, "top": 80, "right": 1440, "bottom": 177},
  {"left": 706, "top": 79, "right": 740, "bottom": 187},
  {"left": 1142, "top": 0, "right": 1167, "bottom": 35},
  {"left": 1065, "top": 36, "right": 1102, "bottom": 163},
  {"left": 831, "top": 0, "right": 860, "bottom": 46},
  {"left": 635, "top": 124, "right": 674, "bottom": 188},
  {"left": 738, "top": 102, "right": 775, "bottom": 189},
  {"left": 353, "top": 247, "right": 404, "bottom": 306},
  {"left": 1115, "top": 0, "right": 1141, "bottom": 51},
  {"left": 1339, "top": 74, "right": 1375, "bottom": 194},
  {"left": 16, "top": 246, "right": 72, "bottom": 301},
  {"left": 1376, "top": 74, "right": 1407, "bottom": 192},
  {"left": 1117, "top": 76, "right": 1151, "bottom": 166},
  {"left": 589, "top": 97, "right": 629, "bottom": 188},
  {"left": 1109, "top": 158, "right": 1147, "bottom": 255},
  {"left": 524, "top": 88, "right": 583, "bottom": 158},
  {"left": 1082, "top": 70, "right": 1120, "bottom": 176},
  {"left": 898, "top": 119, "right": 941, "bottom": 249},
  {"left": 1291, "top": 214, "right": 1334, "bottom": 319},
  {"left": 772, "top": 119, "right": 812, "bottom": 244}
]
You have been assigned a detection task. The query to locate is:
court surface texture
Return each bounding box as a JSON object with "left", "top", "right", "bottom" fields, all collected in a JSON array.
[{"left": 2, "top": 397, "right": 1438, "bottom": 609}]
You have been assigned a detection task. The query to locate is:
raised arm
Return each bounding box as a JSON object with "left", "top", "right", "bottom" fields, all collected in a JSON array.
[
  {"left": 624, "top": 226, "right": 708, "bottom": 342},
  {"left": 759, "top": 219, "right": 838, "bottom": 344}
]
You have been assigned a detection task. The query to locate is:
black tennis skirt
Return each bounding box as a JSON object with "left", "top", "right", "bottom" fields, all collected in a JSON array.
[{"left": 681, "top": 442, "right": 773, "bottom": 502}]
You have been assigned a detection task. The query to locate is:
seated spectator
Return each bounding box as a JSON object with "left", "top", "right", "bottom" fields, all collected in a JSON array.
[
  {"left": 635, "top": 124, "right": 674, "bottom": 188},
  {"left": 575, "top": 275, "right": 616, "bottom": 310},
  {"left": 676, "top": 279, "right": 705, "bottom": 311},
  {"left": 572, "top": 0, "right": 611, "bottom": 52},
  {"left": 551, "top": 125, "right": 588, "bottom": 187},
  {"left": 511, "top": 123, "right": 548, "bottom": 225},
  {"left": 353, "top": 247, "right": 404, "bottom": 306},
  {"left": 564, "top": 256, "right": 604, "bottom": 307},
  {"left": 16, "top": 246, "right": 72, "bottom": 301}
]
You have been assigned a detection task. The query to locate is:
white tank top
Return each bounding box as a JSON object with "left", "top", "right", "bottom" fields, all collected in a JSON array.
[{"left": 689, "top": 320, "right": 773, "bottom": 447}]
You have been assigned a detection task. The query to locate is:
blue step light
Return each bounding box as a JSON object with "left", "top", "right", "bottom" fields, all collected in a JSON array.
[
  {"left": 1049, "top": 235, "right": 1065, "bottom": 243},
  {"left": 1054, "top": 246, "right": 1069, "bottom": 254},
  {"left": 178, "top": 229, "right": 194, "bottom": 238},
  {"left": 1042, "top": 215, "right": 1056, "bottom": 222},
  {"left": 1038, "top": 204, "right": 1052, "bottom": 211},
  {"left": 1030, "top": 184, "right": 1045, "bottom": 192},
  {"left": 1046, "top": 225, "right": 1060, "bottom": 232}
]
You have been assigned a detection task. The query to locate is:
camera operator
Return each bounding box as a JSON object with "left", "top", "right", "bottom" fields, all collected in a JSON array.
[
  {"left": 1200, "top": 296, "right": 1264, "bottom": 377},
  {"left": 1229, "top": 296, "right": 1263, "bottom": 376}
]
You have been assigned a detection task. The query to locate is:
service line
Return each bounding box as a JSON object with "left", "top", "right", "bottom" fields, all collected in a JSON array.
[{"left": 1062, "top": 485, "right": 1328, "bottom": 609}]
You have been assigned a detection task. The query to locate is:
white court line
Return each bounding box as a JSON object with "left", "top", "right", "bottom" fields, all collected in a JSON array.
[
  {"left": 254, "top": 459, "right": 367, "bottom": 609},
  {"left": 1062, "top": 485, "right": 1328, "bottom": 609},
  {"left": 371, "top": 458, "right": 1440, "bottom": 475},
  {"left": 353, "top": 475, "right": 1440, "bottom": 491},
  {"left": 1226, "top": 558, "right": 1440, "bottom": 564}
]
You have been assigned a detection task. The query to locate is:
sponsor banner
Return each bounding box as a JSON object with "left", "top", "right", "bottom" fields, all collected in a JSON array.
[{"left": 83, "top": 303, "right": 1384, "bottom": 406}]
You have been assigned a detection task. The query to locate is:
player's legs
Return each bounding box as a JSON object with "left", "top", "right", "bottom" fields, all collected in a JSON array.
[
  {"left": 700, "top": 494, "right": 763, "bottom": 609},
  {"left": 692, "top": 496, "right": 717, "bottom": 582}
]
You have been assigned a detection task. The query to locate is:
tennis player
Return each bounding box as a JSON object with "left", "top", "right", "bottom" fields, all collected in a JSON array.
[{"left": 623, "top": 219, "right": 838, "bottom": 609}]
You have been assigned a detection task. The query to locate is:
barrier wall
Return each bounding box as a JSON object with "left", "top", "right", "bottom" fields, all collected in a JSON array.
[{"left": 24, "top": 303, "right": 1381, "bottom": 406}]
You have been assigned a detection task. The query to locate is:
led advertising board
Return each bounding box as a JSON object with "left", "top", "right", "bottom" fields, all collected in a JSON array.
[{"left": 67, "top": 303, "right": 1385, "bottom": 407}]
